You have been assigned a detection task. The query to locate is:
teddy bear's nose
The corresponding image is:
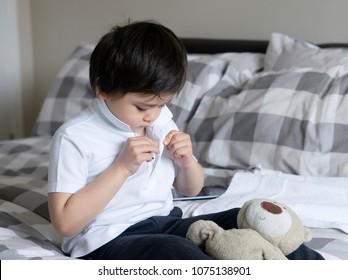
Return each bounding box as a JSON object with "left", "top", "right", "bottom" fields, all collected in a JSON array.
[{"left": 261, "top": 201, "right": 282, "bottom": 214}]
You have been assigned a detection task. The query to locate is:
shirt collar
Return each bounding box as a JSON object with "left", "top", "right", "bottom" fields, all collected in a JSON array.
[
  {"left": 93, "top": 96, "right": 132, "bottom": 132},
  {"left": 92, "top": 95, "right": 174, "bottom": 135}
]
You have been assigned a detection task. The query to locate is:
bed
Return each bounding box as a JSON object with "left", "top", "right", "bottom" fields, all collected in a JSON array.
[{"left": 1, "top": 32, "right": 348, "bottom": 260}]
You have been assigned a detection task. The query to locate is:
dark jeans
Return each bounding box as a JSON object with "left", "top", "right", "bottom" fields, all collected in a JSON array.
[{"left": 82, "top": 207, "right": 324, "bottom": 260}]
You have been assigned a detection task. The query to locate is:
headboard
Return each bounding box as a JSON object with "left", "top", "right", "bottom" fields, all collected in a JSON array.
[
  {"left": 181, "top": 38, "right": 348, "bottom": 54},
  {"left": 181, "top": 38, "right": 269, "bottom": 53}
]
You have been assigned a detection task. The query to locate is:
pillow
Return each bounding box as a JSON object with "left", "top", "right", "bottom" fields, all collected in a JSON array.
[
  {"left": 187, "top": 66, "right": 348, "bottom": 178},
  {"left": 168, "top": 52, "right": 264, "bottom": 131},
  {"left": 32, "top": 42, "right": 95, "bottom": 137},
  {"left": 264, "top": 33, "right": 348, "bottom": 71},
  {"left": 169, "top": 52, "right": 264, "bottom": 195}
]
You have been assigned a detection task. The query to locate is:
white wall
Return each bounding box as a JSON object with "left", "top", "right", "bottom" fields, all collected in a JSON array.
[
  {"left": 18, "top": 0, "right": 34, "bottom": 137},
  {"left": 22, "top": 0, "right": 348, "bottom": 135},
  {"left": 0, "top": 0, "right": 24, "bottom": 140}
]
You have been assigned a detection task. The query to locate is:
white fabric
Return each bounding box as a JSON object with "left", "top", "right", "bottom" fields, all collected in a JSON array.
[
  {"left": 192, "top": 169, "right": 348, "bottom": 233},
  {"left": 264, "top": 33, "right": 348, "bottom": 71},
  {"left": 48, "top": 97, "right": 178, "bottom": 257}
]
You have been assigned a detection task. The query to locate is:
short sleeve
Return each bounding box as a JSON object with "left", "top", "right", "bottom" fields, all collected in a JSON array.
[{"left": 48, "top": 132, "right": 88, "bottom": 193}]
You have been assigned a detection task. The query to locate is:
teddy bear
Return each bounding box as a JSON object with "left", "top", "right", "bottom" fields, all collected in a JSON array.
[{"left": 186, "top": 198, "right": 312, "bottom": 260}]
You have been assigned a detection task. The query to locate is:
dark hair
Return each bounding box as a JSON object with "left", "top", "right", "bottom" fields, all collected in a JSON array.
[{"left": 89, "top": 20, "right": 187, "bottom": 96}]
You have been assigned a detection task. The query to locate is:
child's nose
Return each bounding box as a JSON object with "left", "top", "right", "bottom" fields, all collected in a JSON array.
[{"left": 144, "top": 110, "right": 157, "bottom": 122}]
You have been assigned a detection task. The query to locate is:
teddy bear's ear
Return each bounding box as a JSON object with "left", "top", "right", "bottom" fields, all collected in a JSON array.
[
  {"left": 237, "top": 199, "right": 256, "bottom": 228},
  {"left": 303, "top": 227, "right": 312, "bottom": 242}
]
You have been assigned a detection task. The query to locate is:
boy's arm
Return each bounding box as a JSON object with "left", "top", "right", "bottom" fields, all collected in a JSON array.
[
  {"left": 48, "top": 136, "right": 159, "bottom": 237},
  {"left": 48, "top": 162, "right": 129, "bottom": 237},
  {"left": 173, "top": 157, "right": 204, "bottom": 196},
  {"left": 164, "top": 130, "right": 204, "bottom": 196}
]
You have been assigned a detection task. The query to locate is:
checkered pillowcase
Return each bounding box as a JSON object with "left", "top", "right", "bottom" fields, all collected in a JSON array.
[
  {"left": 188, "top": 66, "right": 348, "bottom": 178},
  {"left": 187, "top": 33, "right": 348, "bottom": 180},
  {"left": 32, "top": 43, "right": 95, "bottom": 137}
]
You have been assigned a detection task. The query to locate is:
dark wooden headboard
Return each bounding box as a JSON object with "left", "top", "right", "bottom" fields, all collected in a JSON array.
[
  {"left": 181, "top": 38, "right": 269, "bottom": 54},
  {"left": 181, "top": 38, "right": 348, "bottom": 54}
]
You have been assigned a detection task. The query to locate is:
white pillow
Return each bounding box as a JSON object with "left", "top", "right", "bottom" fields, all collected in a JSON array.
[{"left": 264, "top": 33, "right": 348, "bottom": 71}]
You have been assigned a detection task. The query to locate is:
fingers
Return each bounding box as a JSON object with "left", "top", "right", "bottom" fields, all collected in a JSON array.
[
  {"left": 128, "top": 136, "right": 160, "bottom": 162},
  {"left": 164, "top": 130, "right": 193, "bottom": 159},
  {"left": 116, "top": 136, "right": 159, "bottom": 175}
]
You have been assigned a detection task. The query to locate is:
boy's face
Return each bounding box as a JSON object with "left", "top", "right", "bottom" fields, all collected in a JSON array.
[{"left": 102, "top": 92, "right": 173, "bottom": 135}]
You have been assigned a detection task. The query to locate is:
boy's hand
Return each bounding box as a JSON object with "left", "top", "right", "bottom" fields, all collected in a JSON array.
[
  {"left": 164, "top": 130, "right": 195, "bottom": 168},
  {"left": 115, "top": 136, "right": 159, "bottom": 176}
]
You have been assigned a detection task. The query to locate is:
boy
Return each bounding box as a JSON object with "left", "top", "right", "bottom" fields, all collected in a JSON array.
[{"left": 48, "top": 20, "right": 323, "bottom": 260}]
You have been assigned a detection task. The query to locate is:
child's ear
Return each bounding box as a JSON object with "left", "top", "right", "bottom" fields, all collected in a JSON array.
[{"left": 97, "top": 87, "right": 109, "bottom": 100}]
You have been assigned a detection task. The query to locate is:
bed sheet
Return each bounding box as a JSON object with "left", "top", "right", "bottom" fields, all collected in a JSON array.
[
  {"left": 0, "top": 137, "right": 51, "bottom": 221},
  {"left": 0, "top": 199, "right": 69, "bottom": 259},
  {"left": 0, "top": 137, "right": 71, "bottom": 259}
]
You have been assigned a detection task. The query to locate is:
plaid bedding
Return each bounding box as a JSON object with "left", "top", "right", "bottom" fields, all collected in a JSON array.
[
  {"left": 307, "top": 228, "right": 348, "bottom": 260},
  {"left": 0, "top": 137, "right": 51, "bottom": 221},
  {"left": 32, "top": 43, "right": 95, "bottom": 137},
  {"left": 187, "top": 66, "right": 348, "bottom": 178},
  {"left": 0, "top": 199, "right": 68, "bottom": 259},
  {"left": 0, "top": 137, "right": 69, "bottom": 259}
]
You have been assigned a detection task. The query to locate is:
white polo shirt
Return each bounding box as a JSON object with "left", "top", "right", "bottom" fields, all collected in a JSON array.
[{"left": 48, "top": 96, "right": 177, "bottom": 257}]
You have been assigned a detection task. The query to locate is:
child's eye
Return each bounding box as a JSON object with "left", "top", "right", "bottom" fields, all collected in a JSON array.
[{"left": 136, "top": 106, "right": 146, "bottom": 112}]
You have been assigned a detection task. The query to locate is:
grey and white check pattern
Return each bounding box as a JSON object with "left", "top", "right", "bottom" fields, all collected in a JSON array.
[
  {"left": 187, "top": 66, "right": 348, "bottom": 178},
  {"left": 0, "top": 199, "right": 67, "bottom": 259},
  {"left": 0, "top": 137, "right": 51, "bottom": 221},
  {"left": 32, "top": 43, "right": 95, "bottom": 137},
  {"left": 0, "top": 138, "right": 69, "bottom": 259}
]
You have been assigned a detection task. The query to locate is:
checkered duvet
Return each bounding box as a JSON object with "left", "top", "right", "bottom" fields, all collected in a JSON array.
[
  {"left": 1, "top": 136, "right": 348, "bottom": 259},
  {"left": 0, "top": 137, "right": 68, "bottom": 259}
]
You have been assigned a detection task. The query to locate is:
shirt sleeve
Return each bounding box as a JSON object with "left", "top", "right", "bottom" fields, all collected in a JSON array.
[{"left": 48, "top": 132, "right": 88, "bottom": 194}]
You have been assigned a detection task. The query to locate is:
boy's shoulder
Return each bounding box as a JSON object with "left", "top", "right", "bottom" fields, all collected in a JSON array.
[{"left": 53, "top": 105, "right": 95, "bottom": 138}]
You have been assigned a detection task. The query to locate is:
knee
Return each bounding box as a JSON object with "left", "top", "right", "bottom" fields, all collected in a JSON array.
[
  {"left": 154, "top": 235, "right": 191, "bottom": 249},
  {"left": 149, "top": 235, "right": 211, "bottom": 259}
]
